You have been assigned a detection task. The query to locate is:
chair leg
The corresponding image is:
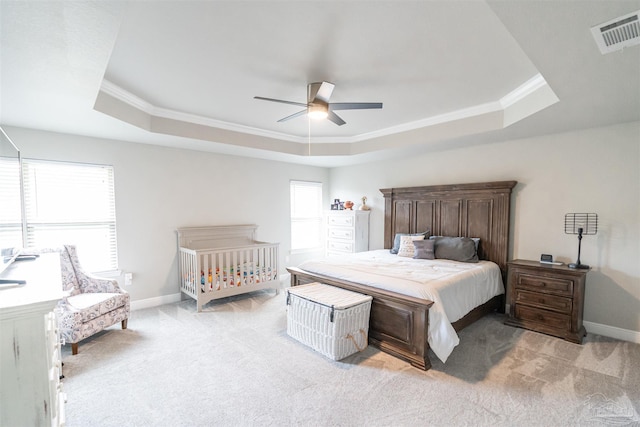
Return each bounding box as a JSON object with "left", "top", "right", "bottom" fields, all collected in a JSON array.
[
  {"left": 122, "top": 319, "right": 128, "bottom": 329},
  {"left": 72, "top": 343, "right": 78, "bottom": 355}
]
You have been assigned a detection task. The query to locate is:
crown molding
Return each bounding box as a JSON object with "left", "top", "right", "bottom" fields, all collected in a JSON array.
[
  {"left": 500, "top": 73, "right": 548, "bottom": 109},
  {"left": 98, "top": 76, "right": 556, "bottom": 150}
]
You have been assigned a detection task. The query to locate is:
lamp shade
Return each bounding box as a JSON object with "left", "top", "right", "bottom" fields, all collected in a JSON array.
[{"left": 564, "top": 213, "right": 598, "bottom": 269}]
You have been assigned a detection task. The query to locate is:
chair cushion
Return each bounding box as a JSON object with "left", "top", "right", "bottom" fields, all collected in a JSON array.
[{"left": 66, "top": 292, "right": 129, "bottom": 323}]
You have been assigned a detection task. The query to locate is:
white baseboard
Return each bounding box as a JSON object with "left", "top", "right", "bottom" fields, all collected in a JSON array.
[
  {"left": 130, "top": 293, "right": 182, "bottom": 311},
  {"left": 584, "top": 321, "right": 640, "bottom": 344},
  {"left": 128, "top": 291, "right": 638, "bottom": 345},
  {"left": 130, "top": 276, "right": 291, "bottom": 311}
]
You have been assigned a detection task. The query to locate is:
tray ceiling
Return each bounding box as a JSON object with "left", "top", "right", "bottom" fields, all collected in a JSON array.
[{"left": 1, "top": 1, "right": 638, "bottom": 166}]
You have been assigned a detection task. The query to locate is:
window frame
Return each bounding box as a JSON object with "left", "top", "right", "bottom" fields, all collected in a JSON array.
[
  {"left": 0, "top": 157, "right": 119, "bottom": 273},
  {"left": 289, "top": 180, "right": 323, "bottom": 254}
]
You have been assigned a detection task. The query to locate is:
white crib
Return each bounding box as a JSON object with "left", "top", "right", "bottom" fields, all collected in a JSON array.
[{"left": 177, "top": 225, "right": 279, "bottom": 312}]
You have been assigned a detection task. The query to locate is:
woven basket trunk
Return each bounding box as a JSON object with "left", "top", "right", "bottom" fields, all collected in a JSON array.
[{"left": 286, "top": 283, "right": 372, "bottom": 360}]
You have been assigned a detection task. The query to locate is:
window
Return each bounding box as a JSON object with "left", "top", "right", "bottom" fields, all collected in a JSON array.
[
  {"left": 0, "top": 159, "right": 118, "bottom": 272},
  {"left": 0, "top": 157, "right": 22, "bottom": 249},
  {"left": 290, "top": 180, "right": 323, "bottom": 252}
]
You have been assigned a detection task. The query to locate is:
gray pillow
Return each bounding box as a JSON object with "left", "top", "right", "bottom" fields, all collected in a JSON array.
[
  {"left": 434, "top": 236, "right": 479, "bottom": 263},
  {"left": 413, "top": 239, "right": 435, "bottom": 260},
  {"left": 390, "top": 231, "right": 430, "bottom": 254},
  {"left": 430, "top": 235, "right": 480, "bottom": 252}
]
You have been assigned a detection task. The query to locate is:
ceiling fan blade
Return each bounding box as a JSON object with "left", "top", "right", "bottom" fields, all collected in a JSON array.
[
  {"left": 277, "top": 109, "right": 308, "bottom": 123},
  {"left": 254, "top": 96, "right": 308, "bottom": 108},
  {"left": 329, "top": 102, "right": 383, "bottom": 111},
  {"left": 327, "top": 110, "right": 346, "bottom": 126},
  {"left": 313, "top": 82, "right": 335, "bottom": 103}
]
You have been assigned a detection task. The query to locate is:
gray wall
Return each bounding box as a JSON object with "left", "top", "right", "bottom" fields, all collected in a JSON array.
[
  {"left": 6, "top": 121, "right": 639, "bottom": 337},
  {"left": 328, "top": 121, "right": 640, "bottom": 335},
  {"left": 6, "top": 127, "right": 329, "bottom": 303}
]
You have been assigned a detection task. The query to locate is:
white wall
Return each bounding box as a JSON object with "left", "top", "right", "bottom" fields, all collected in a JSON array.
[
  {"left": 6, "top": 127, "right": 329, "bottom": 303},
  {"left": 329, "top": 121, "right": 640, "bottom": 335},
  {"left": 6, "top": 122, "right": 639, "bottom": 337}
]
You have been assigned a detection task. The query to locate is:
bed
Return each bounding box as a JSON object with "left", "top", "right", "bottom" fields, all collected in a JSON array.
[
  {"left": 287, "top": 180, "right": 517, "bottom": 370},
  {"left": 177, "top": 225, "right": 279, "bottom": 312}
]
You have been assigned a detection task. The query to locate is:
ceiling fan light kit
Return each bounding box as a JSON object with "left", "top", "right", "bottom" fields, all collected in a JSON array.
[
  {"left": 254, "top": 81, "right": 382, "bottom": 126},
  {"left": 307, "top": 102, "right": 329, "bottom": 120}
]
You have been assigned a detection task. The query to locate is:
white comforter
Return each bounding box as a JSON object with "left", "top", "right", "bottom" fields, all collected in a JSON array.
[{"left": 297, "top": 250, "right": 504, "bottom": 363}]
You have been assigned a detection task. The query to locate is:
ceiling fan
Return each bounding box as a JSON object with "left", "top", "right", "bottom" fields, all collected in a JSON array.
[{"left": 254, "top": 81, "right": 382, "bottom": 126}]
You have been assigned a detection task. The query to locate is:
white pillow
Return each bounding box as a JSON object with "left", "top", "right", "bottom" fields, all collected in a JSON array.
[{"left": 397, "top": 234, "right": 425, "bottom": 257}]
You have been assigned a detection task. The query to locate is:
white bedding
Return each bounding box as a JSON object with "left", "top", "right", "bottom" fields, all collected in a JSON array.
[{"left": 297, "top": 250, "right": 504, "bottom": 363}]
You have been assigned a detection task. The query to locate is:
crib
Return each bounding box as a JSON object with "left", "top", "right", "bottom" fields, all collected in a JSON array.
[{"left": 177, "top": 225, "right": 280, "bottom": 311}]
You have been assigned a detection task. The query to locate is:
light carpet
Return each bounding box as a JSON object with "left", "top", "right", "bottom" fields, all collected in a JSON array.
[{"left": 60, "top": 290, "right": 640, "bottom": 426}]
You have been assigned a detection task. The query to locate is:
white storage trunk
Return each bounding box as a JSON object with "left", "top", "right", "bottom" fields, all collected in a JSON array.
[{"left": 286, "top": 282, "right": 373, "bottom": 361}]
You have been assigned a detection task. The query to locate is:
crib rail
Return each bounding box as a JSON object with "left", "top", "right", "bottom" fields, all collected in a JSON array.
[
  {"left": 179, "top": 247, "right": 199, "bottom": 298},
  {"left": 179, "top": 242, "right": 279, "bottom": 311}
]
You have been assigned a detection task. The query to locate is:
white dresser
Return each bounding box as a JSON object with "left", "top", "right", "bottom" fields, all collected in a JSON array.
[
  {"left": 0, "top": 254, "right": 66, "bottom": 427},
  {"left": 325, "top": 210, "right": 370, "bottom": 257}
]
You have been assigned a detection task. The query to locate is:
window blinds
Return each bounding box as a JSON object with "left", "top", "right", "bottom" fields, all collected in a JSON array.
[
  {"left": 21, "top": 160, "right": 117, "bottom": 272},
  {"left": 290, "top": 180, "right": 323, "bottom": 251},
  {"left": 0, "top": 157, "right": 23, "bottom": 248}
]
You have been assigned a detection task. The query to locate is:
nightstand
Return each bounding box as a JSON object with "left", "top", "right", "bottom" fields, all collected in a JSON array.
[{"left": 504, "top": 259, "right": 589, "bottom": 344}]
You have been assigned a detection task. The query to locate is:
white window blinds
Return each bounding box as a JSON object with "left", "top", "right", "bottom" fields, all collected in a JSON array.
[
  {"left": 0, "top": 157, "right": 23, "bottom": 248},
  {"left": 290, "top": 180, "right": 323, "bottom": 251},
  {"left": 21, "top": 160, "right": 118, "bottom": 272}
]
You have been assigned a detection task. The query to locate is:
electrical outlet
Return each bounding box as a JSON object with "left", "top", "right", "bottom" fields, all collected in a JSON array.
[{"left": 124, "top": 272, "right": 133, "bottom": 286}]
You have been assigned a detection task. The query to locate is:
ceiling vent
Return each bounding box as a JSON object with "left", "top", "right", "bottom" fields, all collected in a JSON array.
[{"left": 591, "top": 10, "right": 640, "bottom": 54}]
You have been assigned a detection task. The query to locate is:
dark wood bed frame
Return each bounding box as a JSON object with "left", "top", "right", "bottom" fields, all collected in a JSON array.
[{"left": 287, "top": 180, "right": 517, "bottom": 370}]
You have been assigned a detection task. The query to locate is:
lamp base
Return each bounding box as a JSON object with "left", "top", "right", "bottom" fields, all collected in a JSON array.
[{"left": 568, "top": 263, "right": 590, "bottom": 269}]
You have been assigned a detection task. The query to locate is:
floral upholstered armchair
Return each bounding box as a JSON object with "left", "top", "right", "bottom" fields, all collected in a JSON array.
[{"left": 26, "top": 245, "right": 130, "bottom": 355}]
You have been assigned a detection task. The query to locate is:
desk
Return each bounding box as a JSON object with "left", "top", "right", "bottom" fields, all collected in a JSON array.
[{"left": 0, "top": 253, "right": 66, "bottom": 426}]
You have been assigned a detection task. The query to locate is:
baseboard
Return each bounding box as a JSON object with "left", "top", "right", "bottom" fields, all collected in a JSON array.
[
  {"left": 130, "top": 293, "right": 182, "bottom": 311},
  {"left": 584, "top": 321, "right": 640, "bottom": 344},
  {"left": 129, "top": 291, "right": 639, "bottom": 344},
  {"left": 130, "top": 276, "right": 291, "bottom": 311}
]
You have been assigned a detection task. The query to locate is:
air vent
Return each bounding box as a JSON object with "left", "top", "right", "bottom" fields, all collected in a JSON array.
[{"left": 591, "top": 10, "right": 640, "bottom": 54}]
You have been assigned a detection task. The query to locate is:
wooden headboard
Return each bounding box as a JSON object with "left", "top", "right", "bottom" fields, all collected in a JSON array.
[{"left": 380, "top": 181, "right": 517, "bottom": 276}]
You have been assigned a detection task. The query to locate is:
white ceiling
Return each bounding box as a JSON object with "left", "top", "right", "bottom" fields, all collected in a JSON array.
[{"left": 1, "top": 1, "right": 639, "bottom": 167}]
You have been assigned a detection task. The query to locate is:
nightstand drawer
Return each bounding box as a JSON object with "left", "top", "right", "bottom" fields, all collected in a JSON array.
[
  {"left": 328, "top": 227, "right": 354, "bottom": 241},
  {"left": 328, "top": 215, "right": 355, "bottom": 227},
  {"left": 515, "top": 305, "right": 571, "bottom": 331},
  {"left": 327, "top": 240, "right": 354, "bottom": 253},
  {"left": 516, "top": 273, "right": 574, "bottom": 296},
  {"left": 515, "top": 289, "right": 572, "bottom": 314}
]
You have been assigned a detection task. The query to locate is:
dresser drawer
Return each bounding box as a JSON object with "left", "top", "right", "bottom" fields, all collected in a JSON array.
[
  {"left": 327, "top": 240, "right": 354, "bottom": 253},
  {"left": 328, "top": 227, "right": 354, "bottom": 241},
  {"left": 515, "top": 305, "right": 571, "bottom": 331},
  {"left": 328, "top": 215, "right": 354, "bottom": 227},
  {"left": 515, "top": 272, "right": 574, "bottom": 296},
  {"left": 515, "top": 289, "right": 572, "bottom": 314}
]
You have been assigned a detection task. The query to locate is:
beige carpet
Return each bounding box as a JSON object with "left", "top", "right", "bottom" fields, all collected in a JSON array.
[{"left": 60, "top": 290, "right": 640, "bottom": 426}]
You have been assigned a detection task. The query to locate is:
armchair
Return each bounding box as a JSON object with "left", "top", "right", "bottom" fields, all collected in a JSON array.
[{"left": 27, "top": 245, "right": 130, "bottom": 355}]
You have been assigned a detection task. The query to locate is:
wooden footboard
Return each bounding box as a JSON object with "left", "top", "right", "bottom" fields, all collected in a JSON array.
[
  {"left": 287, "top": 267, "right": 503, "bottom": 370},
  {"left": 287, "top": 266, "right": 434, "bottom": 370}
]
